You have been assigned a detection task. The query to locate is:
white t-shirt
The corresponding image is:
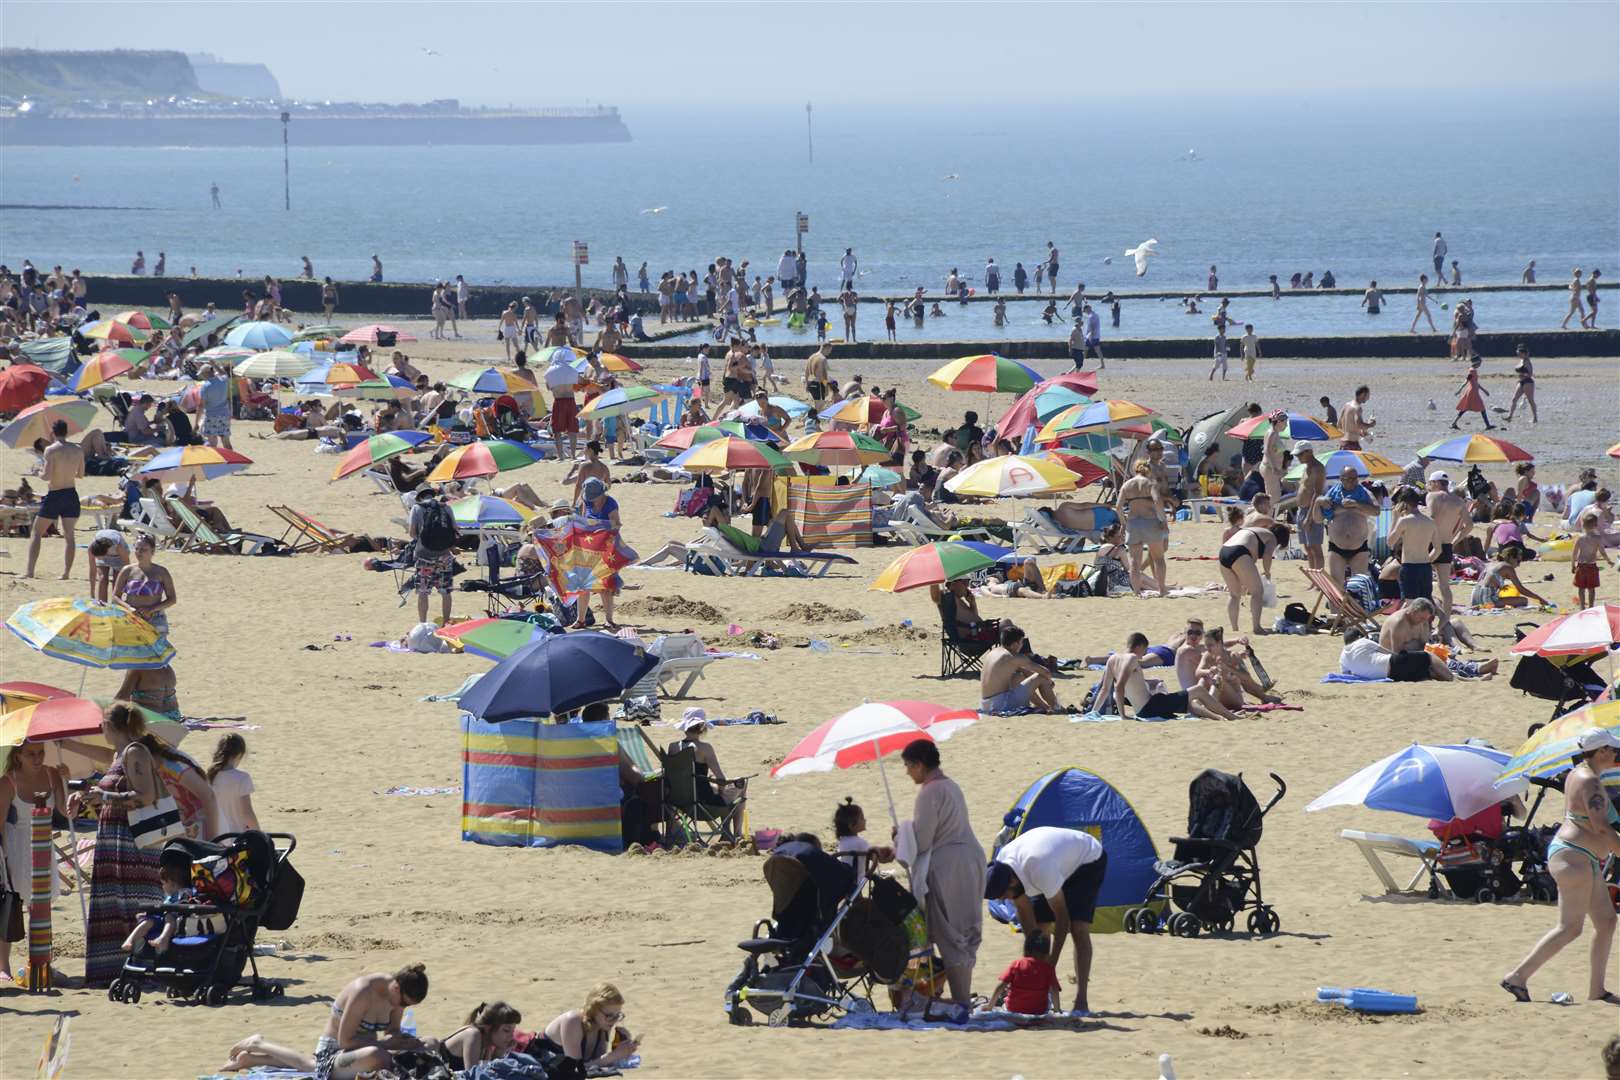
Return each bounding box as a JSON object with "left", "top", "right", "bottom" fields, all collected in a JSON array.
[
  {"left": 1340, "top": 638, "right": 1391, "bottom": 679},
  {"left": 212, "top": 767, "right": 256, "bottom": 836},
  {"left": 836, "top": 834, "right": 872, "bottom": 885},
  {"left": 994, "top": 826, "right": 1103, "bottom": 899}
]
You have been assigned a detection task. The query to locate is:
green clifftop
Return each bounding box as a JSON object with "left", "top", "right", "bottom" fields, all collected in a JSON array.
[{"left": 0, "top": 48, "right": 206, "bottom": 101}]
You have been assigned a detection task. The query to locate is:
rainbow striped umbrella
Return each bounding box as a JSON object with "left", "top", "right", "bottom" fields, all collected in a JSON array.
[
  {"left": 579, "top": 385, "right": 668, "bottom": 420},
  {"left": 1494, "top": 699, "right": 1620, "bottom": 787},
  {"left": 535, "top": 345, "right": 578, "bottom": 368},
  {"left": 870, "top": 542, "right": 998, "bottom": 594},
  {"left": 69, "top": 351, "right": 133, "bottom": 392},
  {"left": 223, "top": 321, "right": 294, "bottom": 349},
  {"left": 655, "top": 424, "right": 734, "bottom": 451},
  {"left": 1029, "top": 448, "right": 1112, "bottom": 487},
  {"left": 1416, "top": 433, "right": 1534, "bottom": 464},
  {"left": 6, "top": 597, "right": 175, "bottom": 669},
  {"left": 340, "top": 375, "right": 417, "bottom": 402},
  {"left": 1284, "top": 449, "right": 1403, "bottom": 481},
  {"left": 945, "top": 454, "right": 1079, "bottom": 498},
  {"left": 447, "top": 367, "right": 533, "bottom": 395},
  {"left": 819, "top": 395, "right": 922, "bottom": 426},
  {"left": 330, "top": 430, "right": 434, "bottom": 480},
  {"left": 0, "top": 399, "right": 99, "bottom": 448},
  {"left": 81, "top": 320, "right": 138, "bottom": 344},
  {"left": 449, "top": 494, "right": 538, "bottom": 529},
  {"left": 782, "top": 430, "right": 891, "bottom": 467},
  {"left": 232, "top": 349, "right": 319, "bottom": 379},
  {"left": 295, "top": 360, "right": 380, "bottom": 389},
  {"left": 670, "top": 436, "right": 793, "bottom": 474},
  {"left": 1031, "top": 385, "right": 1095, "bottom": 424},
  {"left": 426, "top": 439, "right": 544, "bottom": 482},
  {"left": 1036, "top": 399, "right": 1156, "bottom": 442},
  {"left": 928, "top": 354, "right": 1043, "bottom": 394},
  {"left": 1227, "top": 412, "right": 1343, "bottom": 441},
  {"left": 135, "top": 445, "right": 253, "bottom": 483},
  {"left": 111, "top": 310, "right": 170, "bottom": 331},
  {"left": 435, "top": 616, "right": 549, "bottom": 661},
  {"left": 570, "top": 351, "right": 643, "bottom": 374}
]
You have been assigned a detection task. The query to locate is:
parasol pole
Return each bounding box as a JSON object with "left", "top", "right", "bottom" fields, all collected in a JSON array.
[{"left": 873, "top": 736, "right": 899, "bottom": 831}]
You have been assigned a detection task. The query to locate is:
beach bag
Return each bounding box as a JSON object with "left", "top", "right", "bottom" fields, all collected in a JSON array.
[
  {"left": 418, "top": 499, "right": 456, "bottom": 551},
  {"left": 261, "top": 857, "right": 305, "bottom": 932},
  {"left": 1283, "top": 602, "right": 1313, "bottom": 627},
  {"left": 128, "top": 757, "right": 185, "bottom": 851}
]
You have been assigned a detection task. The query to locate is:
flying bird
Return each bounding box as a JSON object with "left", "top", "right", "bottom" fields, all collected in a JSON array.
[
  {"left": 421, "top": 47, "right": 441, "bottom": 56},
  {"left": 639, "top": 206, "right": 667, "bottom": 215},
  {"left": 1124, "top": 238, "right": 1160, "bottom": 277},
  {"left": 942, "top": 173, "right": 959, "bottom": 181}
]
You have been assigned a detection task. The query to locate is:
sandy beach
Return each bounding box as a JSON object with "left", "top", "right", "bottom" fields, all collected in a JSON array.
[{"left": 1, "top": 315, "right": 1616, "bottom": 1079}]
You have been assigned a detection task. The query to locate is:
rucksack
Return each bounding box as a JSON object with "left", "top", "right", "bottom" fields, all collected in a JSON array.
[{"left": 418, "top": 499, "right": 456, "bottom": 551}]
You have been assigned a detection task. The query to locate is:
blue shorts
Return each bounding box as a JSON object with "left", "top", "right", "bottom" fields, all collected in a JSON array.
[
  {"left": 39, "top": 487, "right": 80, "bottom": 520},
  {"left": 1298, "top": 521, "right": 1324, "bottom": 547},
  {"left": 1399, "top": 562, "right": 1433, "bottom": 600},
  {"left": 981, "top": 682, "right": 1034, "bottom": 715}
]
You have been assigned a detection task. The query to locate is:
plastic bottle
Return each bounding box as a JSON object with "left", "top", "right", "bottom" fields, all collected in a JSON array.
[
  {"left": 401, "top": 1008, "right": 417, "bottom": 1037},
  {"left": 1158, "top": 1053, "right": 1177, "bottom": 1080}
]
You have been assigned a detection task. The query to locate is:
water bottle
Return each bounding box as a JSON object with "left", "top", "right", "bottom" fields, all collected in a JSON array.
[{"left": 401, "top": 1008, "right": 417, "bottom": 1037}]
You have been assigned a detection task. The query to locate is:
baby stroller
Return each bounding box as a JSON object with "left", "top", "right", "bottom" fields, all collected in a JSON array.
[
  {"left": 723, "top": 840, "right": 922, "bottom": 1026},
  {"left": 109, "top": 830, "right": 302, "bottom": 1006},
  {"left": 1428, "top": 800, "right": 1556, "bottom": 904},
  {"left": 1508, "top": 623, "right": 1607, "bottom": 720},
  {"left": 1126, "top": 770, "right": 1286, "bottom": 938}
]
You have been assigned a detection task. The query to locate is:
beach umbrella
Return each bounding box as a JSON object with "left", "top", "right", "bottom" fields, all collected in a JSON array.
[
  {"left": 859, "top": 465, "right": 904, "bottom": 489},
  {"left": 446, "top": 367, "right": 532, "bottom": 396},
  {"left": 670, "top": 436, "right": 793, "bottom": 474},
  {"left": 339, "top": 323, "right": 417, "bottom": 345},
  {"left": 232, "top": 349, "right": 319, "bottom": 379},
  {"left": 6, "top": 597, "right": 175, "bottom": 670},
  {"left": 223, "top": 321, "right": 294, "bottom": 349},
  {"left": 1031, "top": 385, "right": 1095, "bottom": 424},
  {"left": 0, "top": 399, "right": 98, "bottom": 448},
  {"left": 1306, "top": 742, "right": 1524, "bottom": 821},
  {"left": 135, "top": 445, "right": 253, "bottom": 483},
  {"left": 198, "top": 346, "right": 257, "bottom": 366},
  {"left": 534, "top": 345, "right": 578, "bottom": 368},
  {"left": 110, "top": 310, "right": 170, "bottom": 331},
  {"left": 1028, "top": 448, "right": 1111, "bottom": 488},
  {"left": 735, "top": 395, "right": 812, "bottom": 420},
  {"left": 291, "top": 325, "right": 344, "bottom": 342},
  {"left": 583, "top": 352, "right": 644, "bottom": 374},
  {"left": 0, "top": 681, "right": 73, "bottom": 711},
  {"left": 782, "top": 430, "right": 891, "bottom": 467},
  {"left": 818, "top": 395, "right": 921, "bottom": 427},
  {"left": 449, "top": 494, "right": 537, "bottom": 529},
  {"left": 68, "top": 350, "right": 134, "bottom": 392},
  {"left": 435, "top": 616, "right": 549, "bottom": 662},
  {"left": 0, "top": 696, "right": 107, "bottom": 747},
  {"left": 294, "top": 360, "right": 380, "bottom": 391},
  {"left": 0, "top": 365, "right": 52, "bottom": 412},
  {"left": 870, "top": 541, "right": 998, "bottom": 594},
  {"left": 1511, "top": 604, "right": 1620, "bottom": 657},
  {"left": 1416, "top": 433, "right": 1534, "bottom": 464},
  {"left": 80, "top": 320, "right": 139, "bottom": 344},
  {"left": 1495, "top": 699, "right": 1620, "bottom": 788},
  {"left": 771, "top": 699, "right": 979, "bottom": 824},
  {"left": 1226, "top": 412, "right": 1343, "bottom": 441},
  {"left": 1283, "top": 449, "right": 1402, "bottom": 481},
  {"left": 339, "top": 375, "right": 417, "bottom": 402},
  {"left": 330, "top": 430, "right": 434, "bottom": 481},
  {"left": 1608, "top": 443, "right": 1620, "bottom": 459},
  {"left": 655, "top": 424, "right": 732, "bottom": 451},
  {"left": 94, "top": 347, "right": 158, "bottom": 374},
  {"left": 945, "top": 454, "right": 1078, "bottom": 498},
  {"left": 578, "top": 385, "right": 668, "bottom": 420},
  {"left": 928, "top": 354, "right": 1043, "bottom": 395},
  {"left": 426, "top": 439, "right": 545, "bottom": 482},
  {"left": 458, "top": 630, "right": 658, "bottom": 720},
  {"left": 996, "top": 372, "right": 1101, "bottom": 441},
  {"left": 1036, "top": 399, "right": 1155, "bottom": 442}
]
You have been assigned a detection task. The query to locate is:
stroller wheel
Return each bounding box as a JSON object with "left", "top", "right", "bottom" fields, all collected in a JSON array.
[
  {"left": 1123, "top": 907, "right": 1143, "bottom": 934},
  {"left": 127, "top": 983, "right": 142, "bottom": 1004},
  {"left": 1474, "top": 887, "right": 1496, "bottom": 905},
  {"left": 727, "top": 1004, "right": 754, "bottom": 1026},
  {"left": 1263, "top": 909, "right": 1281, "bottom": 934},
  {"left": 767, "top": 1005, "right": 793, "bottom": 1028},
  {"left": 107, "top": 979, "right": 123, "bottom": 1002},
  {"left": 1137, "top": 910, "right": 1162, "bottom": 934},
  {"left": 1171, "top": 912, "right": 1201, "bottom": 938},
  {"left": 204, "top": 985, "right": 230, "bottom": 1007}
]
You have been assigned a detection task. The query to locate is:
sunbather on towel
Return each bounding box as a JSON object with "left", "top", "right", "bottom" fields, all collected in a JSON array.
[
  {"left": 1094, "top": 632, "right": 1242, "bottom": 720},
  {"left": 1341, "top": 625, "right": 1450, "bottom": 682}
]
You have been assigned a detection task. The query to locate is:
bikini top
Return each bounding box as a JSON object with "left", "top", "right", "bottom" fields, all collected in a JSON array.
[{"left": 122, "top": 576, "right": 164, "bottom": 598}]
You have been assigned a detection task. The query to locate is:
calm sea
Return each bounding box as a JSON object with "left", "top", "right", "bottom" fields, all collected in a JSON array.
[{"left": 3, "top": 98, "right": 1616, "bottom": 330}]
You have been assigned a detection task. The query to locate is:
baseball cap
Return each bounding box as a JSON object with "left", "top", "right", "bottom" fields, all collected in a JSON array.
[
  {"left": 1577, "top": 728, "right": 1620, "bottom": 753},
  {"left": 1295, "top": 441, "right": 1315, "bottom": 456},
  {"left": 1428, "top": 470, "right": 1450, "bottom": 483}
]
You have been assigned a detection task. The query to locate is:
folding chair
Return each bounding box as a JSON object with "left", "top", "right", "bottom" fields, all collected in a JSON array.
[
  {"left": 663, "top": 744, "right": 743, "bottom": 846},
  {"left": 119, "top": 497, "right": 182, "bottom": 545},
  {"left": 939, "top": 621, "right": 992, "bottom": 679},
  {"left": 1300, "top": 566, "right": 1381, "bottom": 634},
  {"left": 267, "top": 505, "right": 353, "bottom": 553},
  {"left": 164, "top": 496, "right": 281, "bottom": 554},
  {"left": 1339, "top": 829, "right": 1441, "bottom": 895}
]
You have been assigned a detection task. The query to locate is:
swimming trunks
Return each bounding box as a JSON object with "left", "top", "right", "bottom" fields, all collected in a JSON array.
[
  {"left": 981, "top": 682, "right": 1034, "bottom": 715},
  {"left": 38, "top": 487, "right": 80, "bottom": 520},
  {"left": 1328, "top": 541, "right": 1369, "bottom": 562},
  {"left": 550, "top": 396, "right": 578, "bottom": 434},
  {"left": 1398, "top": 562, "right": 1434, "bottom": 600},
  {"left": 1434, "top": 542, "right": 1454, "bottom": 565},
  {"left": 1139, "top": 691, "right": 1189, "bottom": 719},
  {"left": 1218, "top": 543, "right": 1251, "bottom": 570},
  {"left": 1574, "top": 563, "right": 1600, "bottom": 590}
]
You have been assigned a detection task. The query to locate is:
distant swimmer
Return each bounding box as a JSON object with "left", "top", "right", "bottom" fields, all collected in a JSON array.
[
  {"left": 421, "top": 47, "right": 441, "bottom": 56},
  {"left": 639, "top": 207, "right": 667, "bottom": 215},
  {"left": 1361, "top": 280, "right": 1384, "bottom": 315},
  {"left": 210, "top": 181, "right": 221, "bottom": 209},
  {"left": 370, "top": 254, "right": 383, "bottom": 283},
  {"left": 1520, "top": 259, "right": 1536, "bottom": 284},
  {"left": 1124, "top": 238, "right": 1159, "bottom": 277}
]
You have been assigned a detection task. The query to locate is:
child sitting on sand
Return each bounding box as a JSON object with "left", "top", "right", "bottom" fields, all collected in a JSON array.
[
  {"left": 833, "top": 798, "right": 893, "bottom": 886},
  {"left": 122, "top": 861, "right": 194, "bottom": 955},
  {"left": 990, "top": 931, "right": 1061, "bottom": 1016}
]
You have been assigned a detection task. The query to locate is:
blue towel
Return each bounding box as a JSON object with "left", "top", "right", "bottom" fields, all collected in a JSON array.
[{"left": 1320, "top": 672, "right": 1393, "bottom": 684}]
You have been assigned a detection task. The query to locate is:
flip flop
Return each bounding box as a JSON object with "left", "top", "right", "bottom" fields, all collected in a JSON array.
[
  {"left": 1500, "top": 979, "right": 1531, "bottom": 1003},
  {"left": 1594, "top": 991, "right": 1620, "bottom": 1005}
]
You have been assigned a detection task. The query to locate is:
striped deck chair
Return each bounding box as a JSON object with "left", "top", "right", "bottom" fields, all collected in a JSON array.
[
  {"left": 266, "top": 505, "right": 353, "bottom": 553},
  {"left": 1300, "top": 566, "right": 1380, "bottom": 634},
  {"left": 164, "top": 496, "right": 280, "bottom": 554}
]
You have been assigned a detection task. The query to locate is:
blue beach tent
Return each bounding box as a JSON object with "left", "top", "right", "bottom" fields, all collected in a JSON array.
[{"left": 987, "top": 767, "right": 1163, "bottom": 933}]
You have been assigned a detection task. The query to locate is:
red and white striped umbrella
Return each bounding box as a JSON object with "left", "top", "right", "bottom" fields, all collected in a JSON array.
[{"left": 1511, "top": 604, "right": 1620, "bottom": 657}]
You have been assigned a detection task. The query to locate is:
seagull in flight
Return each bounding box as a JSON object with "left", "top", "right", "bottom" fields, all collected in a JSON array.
[
  {"left": 421, "top": 47, "right": 441, "bottom": 56},
  {"left": 1124, "top": 238, "right": 1160, "bottom": 277},
  {"left": 640, "top": 206, "right": 667, "bottom": 215},
  {"left": 942, "top": 173, "right": 959, "bottom": 181}
]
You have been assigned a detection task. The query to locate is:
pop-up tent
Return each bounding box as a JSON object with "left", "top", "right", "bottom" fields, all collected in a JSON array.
[{"left": 987, "top": 766, "right": 1163, "bottom": 933}]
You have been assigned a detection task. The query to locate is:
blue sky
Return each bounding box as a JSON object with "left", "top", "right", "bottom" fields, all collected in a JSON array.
[{"left": 4, "top": 1, "right": 1616, "bottom": 107}]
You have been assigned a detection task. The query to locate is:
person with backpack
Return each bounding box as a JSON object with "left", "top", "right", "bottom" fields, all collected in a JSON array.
[{"left": 409, "top": 488, "right": 459, "bottom": 625}]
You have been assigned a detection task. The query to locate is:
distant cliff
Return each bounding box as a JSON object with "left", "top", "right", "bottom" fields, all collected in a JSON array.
[
  {"left": 188, "top": 53, "right": 281, "bottom": 99},
  {"left": 0, "top": 48, "right": 205, "bottom": 101}
]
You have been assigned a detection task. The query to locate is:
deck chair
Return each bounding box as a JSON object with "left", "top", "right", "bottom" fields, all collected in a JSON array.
[
  {"left": 1011, "top": 505, "right": 1114, "bottom": 554},
  {"left": 118, "top": 497, "right": 182, "bottom": 544},
  {"left": 1339, "top": 829, "right": 1441, "bottom": 895},
  {"left": 267, "top": 505, "right": 353, "bottom": 553},
  {"left": 663, "top": 744, "right": 743, "bottom": 846},
  {"left": 687, "top": 526, "right": 857, "bottom": 579},
  {"left": 164, "top": 496, "right": 281, "bottom": 554},
  {"left": 1300, "top": 566, "right": 1380, "bottom": 634}
]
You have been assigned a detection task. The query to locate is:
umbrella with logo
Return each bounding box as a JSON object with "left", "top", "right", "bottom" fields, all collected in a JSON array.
[
  {"left": 1306, "top": 742, "right": 1524, "bottom": 821},
  {"left": 7, "top": 597, "right": 176, "bottom": 671},
  {"left": 945, "top": 454, "right": 1078, "bottom": 498}
]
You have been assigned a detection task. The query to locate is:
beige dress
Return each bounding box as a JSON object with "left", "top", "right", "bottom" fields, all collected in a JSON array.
[{"left": 910, "top": 772, "right": 985, "bottom": 971}]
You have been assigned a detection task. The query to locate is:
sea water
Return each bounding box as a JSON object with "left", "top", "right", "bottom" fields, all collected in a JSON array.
[{"left": 2, "top": 98, "right": 1615, "bottom": 306}]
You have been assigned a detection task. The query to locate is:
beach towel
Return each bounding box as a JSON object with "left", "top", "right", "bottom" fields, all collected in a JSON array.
[
  {"left": 1244, "top": 702, "right": 1304, "bottom": 712},
  {"left": 781, "top": 477, "right": 873, "bottom": 548},
  {"left": 1321, "top": 672, "right": 1392, "bottom": 684},
  {"left": 533, "top": 516, "right": 638, "bottom": 600}
]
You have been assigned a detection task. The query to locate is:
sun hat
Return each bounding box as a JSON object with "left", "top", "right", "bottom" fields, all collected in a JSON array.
[
  {"left": 678, "top": 707, "right": 708, "bottom": 732},
  {"left": 548, "top": 498, "right": 570, "bottom": 513},
  {"left": 1577, "top": 728, "right": 1620, "bottom": 753}
]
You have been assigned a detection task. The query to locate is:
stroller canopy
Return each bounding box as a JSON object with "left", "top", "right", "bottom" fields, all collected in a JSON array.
[
  {"left": 1186, "top": 769, "right": 1264, "bottom": 849},
  {"left": 988, "top": 767, "right": 1160, "bottom": 934}
]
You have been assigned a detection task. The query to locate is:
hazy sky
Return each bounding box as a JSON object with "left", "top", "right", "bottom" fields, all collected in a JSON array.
[{"left": 4, "top": 1, "right": 1616, "bottom": 107}]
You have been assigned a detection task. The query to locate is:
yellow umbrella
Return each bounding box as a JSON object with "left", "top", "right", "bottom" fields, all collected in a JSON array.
[{"left": 944, "top": 454, "right": 1078, "bottom": 498}]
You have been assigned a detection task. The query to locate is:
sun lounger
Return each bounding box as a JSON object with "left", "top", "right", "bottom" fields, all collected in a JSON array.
[
  {"left": 267, "top": 504, "right": 354, "bottom": 553},
  {"left": 164, "top": 496, "right": 281, "bottom": 555},
  {"left": 876, "top": 502, "right": 993, "bottom": 546},
  {"left": 1300, "top": 566, "right": 1381, "bottom": 634},
  {"left": 650, "top": 633, "right": 714, "bottom": 699},
  {"left": 117, "top": 497, "right": 182, "bottom": 544},
  {"left": 1339, "top": 829, "right": 1441, "bottom": 895},
  {"left": 687, "top": 527, "right": 856, "bottom": 578},
  {"left": 1011, "top": 505, "right": 1113, "bottom": 554}
]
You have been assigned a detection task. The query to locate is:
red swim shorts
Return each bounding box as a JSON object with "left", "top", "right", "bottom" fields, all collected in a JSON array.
[
  {"left": 551, "top": 396, "right": 579, "bottom": 434},
  {"left": 1573, "top": 563, "right": 1600, "bottom": 590}
]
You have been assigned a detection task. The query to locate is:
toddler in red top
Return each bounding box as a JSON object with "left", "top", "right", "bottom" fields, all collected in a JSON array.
[{"left": 992, "top": 931, "right": 1061, "bottom": 1016}]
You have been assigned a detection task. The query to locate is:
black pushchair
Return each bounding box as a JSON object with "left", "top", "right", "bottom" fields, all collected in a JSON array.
[
  {"left": 724, "top": 841, "right": 920, "bottom": 1026},
  {"left": 1507, "top": 623, "right": 1607, "bottom": 719},
  {"left": 109, "top": 830, "right": 302, "bottom": 1006},
  {"left": 1429, "top": 791, "right": 1557, "bottom": 904},
  {"left": 1127, "top": 770, "right": 1286, "bottom": 938}
]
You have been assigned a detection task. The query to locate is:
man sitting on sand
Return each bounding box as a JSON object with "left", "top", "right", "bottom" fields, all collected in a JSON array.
[
  {"left": 1340, "top": 625, "right": 1450, "bottom": 682},
  {"left": 980, "top": 624, "right": 1061, "bottom": 714},
  {"left": 1093, "top": 632, "right": 1242, "bottom": 720},
  {"left": 1376, "top": 599, "right": 1452, "bottom": 681}
]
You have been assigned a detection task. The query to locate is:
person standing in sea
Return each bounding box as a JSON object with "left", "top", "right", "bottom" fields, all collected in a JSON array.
[
  {"left": 839, "top": 248, "right": 858, "bottom": 291},
  {"left": 1045, "top": 242, "right": 1060, "bottom": 294},
  {"left": 984, "top": 258, "right": 1001, "bottom": 295},
  {"left": 1432, "top": 232, "right": 1447, "bottom": 278},
  {"left": 1013, "top": 262, "right": 1028, "bottom": 294},
  {"left": 370, "top": 254, "right": 383, "bottom": 283},
  {"left": 1360, "top": 280, "right": 1385, "bottom": 316}
]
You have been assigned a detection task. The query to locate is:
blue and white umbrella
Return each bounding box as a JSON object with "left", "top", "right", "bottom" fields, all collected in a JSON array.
[
  {"left": 1305, "top": 743, "right": 1526, "bottom": 821},
  {"left": 223, "top": 321, "right": 294, "bottom": 350}
]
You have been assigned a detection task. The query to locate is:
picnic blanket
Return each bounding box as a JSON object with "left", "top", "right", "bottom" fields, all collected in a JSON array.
[{"left": 781, "top": 477, "right": 873, "bottom": 548}]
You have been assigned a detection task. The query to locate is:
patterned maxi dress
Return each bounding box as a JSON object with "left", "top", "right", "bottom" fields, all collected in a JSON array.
[{"left": 84, "top": 750, "right": 161, "bottom": 985}]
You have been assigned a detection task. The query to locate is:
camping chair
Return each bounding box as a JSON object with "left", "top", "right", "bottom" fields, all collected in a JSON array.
[
  {"left": 459, "top": 540, "right": 547, "bottom": 616},
  {"left": 267, "top": 505, "right": 353, "bottom": 553},
  {"left": 163, "top": 496, "right": 280, "bottom": 555},
  {"left": 1339, "top": 829, "right": 1442, "bottom": 896},
  {"left": 663, "top": 744, "right": 743, "bottom": 847},
  {"left": 938, "top": 609, "right": 994, "bottom": 679},
  {"left": 1011, "top": 505, "right": 1113, "bottom": 554},
  {"left": 1299, "top": 566, "right": 1380, "bottom": 634}
]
